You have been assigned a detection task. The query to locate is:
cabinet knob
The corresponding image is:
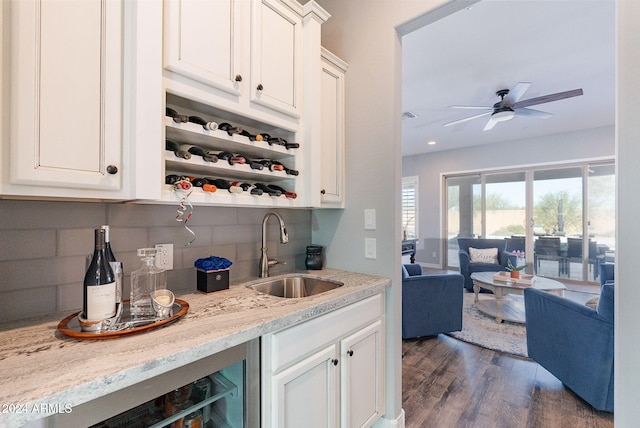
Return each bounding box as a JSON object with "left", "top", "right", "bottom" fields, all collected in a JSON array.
[
  {"left": 256, "top": 83, "right": 264, "bottom": 92},
  {"left": 332, "top": 359, "right": 339, "bottom": 366},
  {"left": 347, "top": 350, "right": 354, "bottom": 357},
  {"left": 106, "top": 165, "right": 118, "bottom": 175},
  {"left": 321, "top": 189, "right": 326, "bottom": 195},
  {"left": 235, "top": 74, "right": 243, "bottom": 82}
]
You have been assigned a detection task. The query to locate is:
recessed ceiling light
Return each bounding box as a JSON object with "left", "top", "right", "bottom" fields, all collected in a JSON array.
[{"left": 427, "top": 141, "right": 437, "bottom": 145}]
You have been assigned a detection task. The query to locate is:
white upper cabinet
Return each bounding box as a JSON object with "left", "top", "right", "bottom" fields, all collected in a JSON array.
[
  {"left": 250, "top": 0, "right": 302, "bottom": 117},
  {"left": 319, "top": 48, "right": 348, "bottom": 207},
  {"left": 2, "top": 0, "right": 163, "bottom": 200},
  {"left": 164, "top": 0, "right": 244, "bottom": 97},
  {"left": 163, "top": 0, "right": 327, "bottom": 123},
  {"left": 9, "top": 0, "right": 122, "bottom": 192}
]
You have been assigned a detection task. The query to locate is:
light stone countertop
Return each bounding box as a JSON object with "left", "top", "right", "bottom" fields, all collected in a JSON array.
[{"left": 0, "top": 269, "right": 391, "bottom": 427}]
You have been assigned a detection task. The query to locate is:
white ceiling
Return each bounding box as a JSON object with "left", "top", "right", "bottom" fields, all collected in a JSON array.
[{"left": 401, "top": 0, "right": 615, "bottom": 156}]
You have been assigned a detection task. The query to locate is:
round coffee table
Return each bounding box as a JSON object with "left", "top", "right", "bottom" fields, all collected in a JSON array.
[{"left": 470, "top": 272, "right": 566, "bottom": 323}]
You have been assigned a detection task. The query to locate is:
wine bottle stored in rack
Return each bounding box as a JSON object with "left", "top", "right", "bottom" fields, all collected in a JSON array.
[
  {"left": 166, "top": 107, "right": 188, "bottom": 123},
  {"left": 188, "top": 115, "right": 218, "bottom": 130},
  {"left": 178, "top": 144, "right": 218, "bottom": 163},
  {"left": 166, "top": 140, "right": 191, "bottom": 160},
  {"left": 231, "top": 182, "right": 264, "bottom": 195},
  {"left": 205, "top": 178, "right": 243, "bottom": 193},
  {"left": 267, "top": 184, "right": 297, "bottom": 199},
  {"left": 218, "top": 123, "right": 243, "bottom": 136}
]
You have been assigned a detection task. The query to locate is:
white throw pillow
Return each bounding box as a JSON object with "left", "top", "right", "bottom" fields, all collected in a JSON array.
[{"left": 468, "top": 247, "right": 499, "bottom": 264}]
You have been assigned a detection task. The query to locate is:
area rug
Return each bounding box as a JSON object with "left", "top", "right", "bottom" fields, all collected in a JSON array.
[{"left": 446, "top": 292, "right": 528, "bottom": 358}]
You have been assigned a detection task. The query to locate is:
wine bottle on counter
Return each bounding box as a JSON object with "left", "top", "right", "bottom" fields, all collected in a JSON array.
[
  {"left": 272, "top": 161, "right": 299, "bottom": 176},
  {"left": 188, "top": 115, "right": 218, "bottom": 131},
  {"left": 101, "top": 225, "right": 122, "bottom": 307},
  {"left": 83, "top": 228, "right": 116, "bottom": 325},
  {"left": 205, "top": 178, "right": 243, "bottom": 193},
  {"left": 231, "top": 181, "right": 264, "bottom": 195},
  {"left": 256, "top": 159, "right": 284, "bottom": 171},
  {"left": 267, "top": 184, "right": 297, "bottom": 199},
  {"left": 178, "top": 144, "right": 218, "bottom": 163},
  {"left": 254, "top": 182, "right": 282, "bottom": 197},
  {"left": 218, "top": 122, "right": 243, "bottom": 136},
  {"left": 166, "top": 107, "right": 188, "bottom": 123},
  {"left": 166, "top": 140, "right": 191, "bottom": 160}
]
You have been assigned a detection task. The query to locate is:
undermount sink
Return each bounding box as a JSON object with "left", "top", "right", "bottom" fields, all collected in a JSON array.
[{"left": 247, "top": 275, "right": 343, "bottom": 298}]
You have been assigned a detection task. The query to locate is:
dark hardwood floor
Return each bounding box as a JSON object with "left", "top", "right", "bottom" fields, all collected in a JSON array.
[{"left": 402, "top": 335, "right": 614, "bottom": 428}]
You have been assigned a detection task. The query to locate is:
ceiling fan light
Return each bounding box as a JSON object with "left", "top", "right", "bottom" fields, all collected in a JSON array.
[{"left": 492, "top": 109, "right": 515, "bottom": 122}]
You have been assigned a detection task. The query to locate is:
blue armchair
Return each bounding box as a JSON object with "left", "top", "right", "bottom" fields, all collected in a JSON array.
[
  {"left": 402, "top": 264, "right": 464, "bottom": 339},
  {"left": 600, "top": 262, "right": 614, "bottom": 286},
  {"left": 457, "top": 238, "right": 511, "bottom": 291},
  {"left": 524, "top": 283, "right": 614, "bottom": 412}
]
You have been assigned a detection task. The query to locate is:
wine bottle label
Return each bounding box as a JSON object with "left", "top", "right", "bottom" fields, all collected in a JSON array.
[{"left": 85, "top": 281, "right": 116, "bottom": 321}]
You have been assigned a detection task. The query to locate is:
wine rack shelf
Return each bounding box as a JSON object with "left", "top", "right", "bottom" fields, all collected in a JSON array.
[
  {"left": 165, "top": 117, "right": 295, "bottom": 161},
  {"left": 165, "top": 151, "right": 296, "bottom": 183},
  {"left": 163, "top": 96, "right": 301, "bottom": 207}
]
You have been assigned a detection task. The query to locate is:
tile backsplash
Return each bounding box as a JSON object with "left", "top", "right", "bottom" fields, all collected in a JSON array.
[{"left": 0, "top": 200, "right": 312, "bottom": 322}]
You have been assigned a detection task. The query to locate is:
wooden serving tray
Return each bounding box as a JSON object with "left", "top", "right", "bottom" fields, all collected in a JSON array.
[
  {"left": 57, "top": 299, "right": 189, "bottom": 340},
  {"left": 493, "top": 271, "right": 535, "bottom": 286}
]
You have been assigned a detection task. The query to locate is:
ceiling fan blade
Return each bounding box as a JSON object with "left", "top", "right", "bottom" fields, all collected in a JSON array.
[
  {"left": 504, "top": 82, "right": 531, "bottom": 104},
  {"left": 448, "top": 105, "right": 493, "bottom": 110},
  {"left": 483, "top": 116, "right": 498, "bottom": 131},
  {"left": 513, "top": 88, "right": 584, "bottom": 109},
  {"left": 443, "top": 111, "right": 492, "bottom": 127},
  {"left": 515, "top": 108, "right": 553, "bottom": 119}
]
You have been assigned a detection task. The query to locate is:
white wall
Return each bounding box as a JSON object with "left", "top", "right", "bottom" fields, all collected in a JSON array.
[
  {"left": 615, "top": 0, "right": 640, "bottom": 425},
  {"left": 403, "top": 125, "right": 615, "bottom": 265},
  {"left": 314, "top": 0, "right": 471, "bottom": 425}
]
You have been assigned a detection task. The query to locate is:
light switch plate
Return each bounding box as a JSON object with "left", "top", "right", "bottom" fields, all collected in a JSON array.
[
  {"left": 364, "top": 209, "right": 376, "bottom": 230},
  {"left": 365, "top": 238, "right": 376, "bottom": 259}
]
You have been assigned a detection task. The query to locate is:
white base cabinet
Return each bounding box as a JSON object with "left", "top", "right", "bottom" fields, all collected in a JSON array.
[{"left": 262, "top": 294, "right": 385, "bottom": 428}]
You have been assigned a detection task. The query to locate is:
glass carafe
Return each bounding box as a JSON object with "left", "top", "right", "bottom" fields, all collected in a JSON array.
[{"left": 130, "top": 248, "right": 167, "bottom": 319}]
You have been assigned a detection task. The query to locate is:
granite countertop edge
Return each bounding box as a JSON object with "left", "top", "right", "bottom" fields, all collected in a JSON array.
[{"left": 0, "top": 269, "right": 391, "bottom": 426}]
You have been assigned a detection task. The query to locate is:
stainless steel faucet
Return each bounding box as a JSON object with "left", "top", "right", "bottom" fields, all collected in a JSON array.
[{"left": 259, "top": 212, "right": 289, "bottom": 277}]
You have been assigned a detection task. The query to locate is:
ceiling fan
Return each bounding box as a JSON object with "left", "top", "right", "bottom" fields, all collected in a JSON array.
[{"left": 444, "top": 82, "right": 583, "bottom": 131}]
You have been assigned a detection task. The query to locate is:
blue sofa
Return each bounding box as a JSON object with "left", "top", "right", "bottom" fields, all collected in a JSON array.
[
  {"left": 524, "top": 283, "right": 614, "bottom": 412},
  {"left": 457, "top": 238, "right": 511, "bottom": 291},
  {"left": 402, "top": 264, "right": 464, "bottom": 339}
]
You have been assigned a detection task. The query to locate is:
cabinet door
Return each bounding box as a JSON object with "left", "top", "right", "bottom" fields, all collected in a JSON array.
[
  {"left": 164, "top": 0, "right": 244, "bottom": 96},
  {"left": 10, "top": 0, "right": 123, "bottom": 191},
  {"left": 320, "top": 51, "right": 347, "bottom": 206},
  {"left": 250, "top": 0, "right": 302, "bottom": 117},
  {"left": 341, "top": 320, "right": 385, "bottom": 428},
  {"left": 269, "top": 345, "right": 339, "bottom": 428}
]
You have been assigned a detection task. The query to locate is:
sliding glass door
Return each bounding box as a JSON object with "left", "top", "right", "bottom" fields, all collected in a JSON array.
[
  {"left": 533, "top": 167, "right": 583, "bottom": 280},
  {"left": 446, "top": 175, "right": 480, "bottom": 268},
  {"left": 587, "top": 164, "right": 616, "bottom": 281},
  {"left": 444, "top": 161, "right": 614, "bottom": 283}
]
